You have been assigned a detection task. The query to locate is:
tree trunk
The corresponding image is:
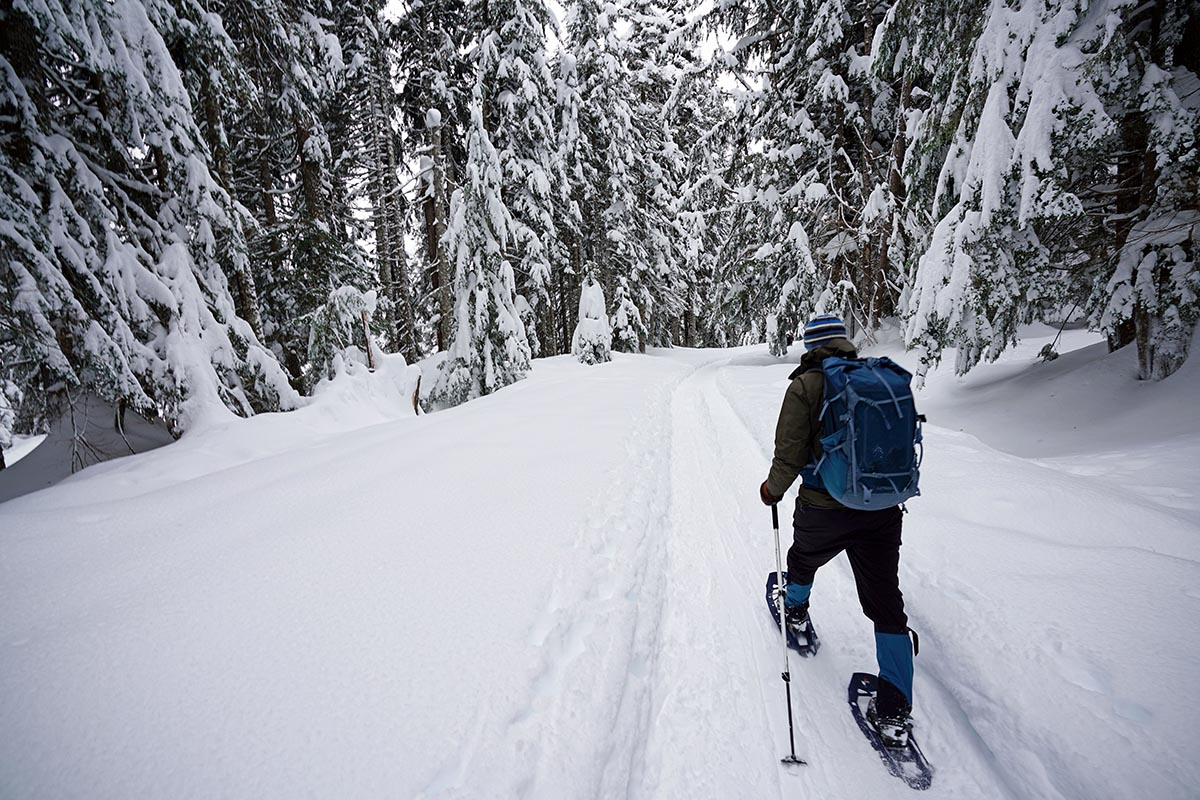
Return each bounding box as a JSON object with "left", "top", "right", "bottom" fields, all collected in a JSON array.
[
  {"left": 685, "top": 282, "right": 698, "bottom": 347},
  {"left": 1109, "top": 0, "right": 1166, "bottom": 373},
  {"left": 256, "top": 111, "right": 299, "bottom": 387},
  {"left": 258, "top": 112, "right": 281, "bottom": 233},
  {"left": 296, "top": 117, "right": 325, "bottom": 222},
  {"left": 387, "top": 176, "right": 421, "bottom": 361},
  {"left": 204, "top": 82, "right": 264, "bottom": 337},
  {"left": 1129, "top": 1, "right": 1186, "bottom": 380},
  {"left": 367, "top": 37, "right": 402, "bottom": 354},
  {"left": 855, "top": 5, "right": 879, "bottom": 334},
  {"left": 874, "top": 74, "right": 912, "bottom": 327},
  {"left": 1107, "top": 319, "right": 1136, "bottom": 352},
  {"left": 424, "top": 117, "right": 452, "bottom": 352},
  {"left": 227, "top": 219, "right": 264, "bottom": 339},
  {"left": 370, "top": 33, "right": 421, "bottom": 363}
]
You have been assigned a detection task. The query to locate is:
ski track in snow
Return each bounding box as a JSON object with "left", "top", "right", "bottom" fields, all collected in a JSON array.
[{"left": 2, "top": 344, "right": 1197, "bottom": 799}]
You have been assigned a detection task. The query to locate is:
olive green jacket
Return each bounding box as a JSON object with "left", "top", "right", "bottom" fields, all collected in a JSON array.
[{"left": 766, "top": 338, "right": 858, "bottom": 508}]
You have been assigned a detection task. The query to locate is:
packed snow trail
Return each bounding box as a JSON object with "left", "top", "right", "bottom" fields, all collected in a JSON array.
[
  {"left": 2, "top": 334, "right": 1197, "bottom": 799},
  {"left": 708, "top": 338, "right": 1200, "bottom": 800},
  {"left": 637, "top": 357, "right": 1005, "bottom": 800}
]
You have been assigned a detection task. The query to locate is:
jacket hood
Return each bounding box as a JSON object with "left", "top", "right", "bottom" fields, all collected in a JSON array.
[{"left": 789, "top": 337, "right": 857, "bottom": 379}]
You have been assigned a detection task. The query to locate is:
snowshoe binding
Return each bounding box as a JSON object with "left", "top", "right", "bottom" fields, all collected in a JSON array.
[{"left": 867, "top": 697, "right": 911, "bottom": 749}]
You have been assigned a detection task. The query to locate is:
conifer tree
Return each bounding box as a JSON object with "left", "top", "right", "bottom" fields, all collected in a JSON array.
[
  {"left": 710, "top": 0, "right": 903, "bottom": 352},
  {"left": 307, "top": 286, "right": 385, "bottom": 385},
  {"left": 331, "top": 0, "right": 423, "bottom": 362},
  {"left": 209, "top": 0, "right": 371, "bottom": 387},
  {"left": 1094, "top": 0, "right": 1198, "bottom": 380},
  {"left": 430, "top": 33, "right": 532, "bottom": 406},
  {"left": 396, "top": 0, "right": 473, "bottom": 353},
  {"left": 0, "top": 0, "right": 298, "bottom": 444},
  {"left": 610, "top": 277, "right": 647, "bottom": 353},
  {"left": 900, "top": 0, "right": 1198, "bottom": 381},
  {"left": 561, "top": 1, "right": 640, "bottom": 305},
  {"left": 708, "top": 1, "right": 834, "bottom": 353},
  {"left": 483, "top": 0, "right": 566, "bottom": 361},
  {"left": 553, "top": 46, "right": 587, "bottom": 353}
]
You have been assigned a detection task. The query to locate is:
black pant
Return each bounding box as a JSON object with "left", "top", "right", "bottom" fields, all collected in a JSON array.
[{"left": 787, "top": 503, "right": 908, "bottom": 635}]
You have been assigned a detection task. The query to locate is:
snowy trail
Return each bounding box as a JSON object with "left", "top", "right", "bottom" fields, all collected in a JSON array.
[
  {"left": 639, "top": 358, "right": 1007, "bottom": 800},
  {"left": 435, "top": 367, "right": 683, "bottom": 800},
  {"left": 633, "top": 360, "right": 782, "bottom": 799},
  {"left": 2, "top": 343, "right": 1196, "bottom": 799}
]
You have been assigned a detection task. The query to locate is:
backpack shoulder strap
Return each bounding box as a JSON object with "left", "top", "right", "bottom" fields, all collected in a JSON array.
[{"left": 788, "top": 356, "right": 843, "bottom": 381}]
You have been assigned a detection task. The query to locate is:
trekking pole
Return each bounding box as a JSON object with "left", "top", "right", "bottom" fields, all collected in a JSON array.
[{"left": 772, "top": 502, "right": 806, "bottom": 766}]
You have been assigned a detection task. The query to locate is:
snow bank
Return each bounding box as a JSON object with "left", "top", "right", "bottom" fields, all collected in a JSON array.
[
  {"left": 308, "top": 352, "right": 422, "bottom": 423},
  {"left": 0, "top": 354, "right": 420, "bottom": 511},
  {"left": 3, "top": 434, "right": 46, "bottom": 467},
  {"left": 863, "top": 323, "right": 1197, "bottom": 454}
]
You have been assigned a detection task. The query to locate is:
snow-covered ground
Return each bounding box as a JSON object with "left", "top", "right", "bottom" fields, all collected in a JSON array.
[{"left": 2, "top": 329, "right": 1197, "bottom": 799}]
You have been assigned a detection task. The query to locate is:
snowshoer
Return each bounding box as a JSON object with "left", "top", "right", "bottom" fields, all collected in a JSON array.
[{"left": 759, "top": 313, "right": 916, "bottom": 748}]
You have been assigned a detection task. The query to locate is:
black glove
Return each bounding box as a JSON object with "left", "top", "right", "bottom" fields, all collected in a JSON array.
[{"left": 760, "top": 480, "right": 781, "bottom": 506}]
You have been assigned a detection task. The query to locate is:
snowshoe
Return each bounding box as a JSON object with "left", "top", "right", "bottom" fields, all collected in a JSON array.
[
  {"left": 848, "top": 673, "right": 933, "bottom": 790},
  {"left": 765, "top": 572, "right": 820, "bottom": 657}
]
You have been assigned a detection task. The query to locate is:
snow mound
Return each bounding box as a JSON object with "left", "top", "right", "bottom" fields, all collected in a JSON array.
[
  {"left": 0, "top": 354, "right": 421, "bottom": 511},
  {"left": 4, "top": 434, "right": 47, "bottom": 467},
  {"left": 308, "top": 352, "right": 422, "bottom": 425},
  {"left": 871, "top": 323, "right": 1200, "bottom": 458},
  {"left": 572, "top": 277, "right": 612, "bottom": 365}
]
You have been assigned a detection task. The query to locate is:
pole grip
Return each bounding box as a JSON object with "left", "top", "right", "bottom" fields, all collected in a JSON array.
[{"left": 771, "top": 502, "right": 779, "bottom": 530}]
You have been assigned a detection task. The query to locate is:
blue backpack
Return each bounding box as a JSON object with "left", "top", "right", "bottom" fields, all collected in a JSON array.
[{"left": 799, "top": 356, "right": 923, "bottom": 510}]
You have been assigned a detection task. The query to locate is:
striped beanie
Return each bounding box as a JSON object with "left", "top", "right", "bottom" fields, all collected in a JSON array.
[{"left": 802, "top": 314, "right": 847, "bottom": 349}]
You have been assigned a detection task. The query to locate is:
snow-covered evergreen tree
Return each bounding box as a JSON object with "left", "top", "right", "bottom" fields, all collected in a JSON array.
[
  {"left": 430, "top": 45, "right": 533, "bottom": 407},
  {"left": 619, "top": 0, "right": 689, "bottom": 346},
  {"left": 1095, "top": 0, "right": 1199, "bottom": 380},
  {"left": 514, "top": 294, "right": 541, "bottom": 358},
  {"left": 0, "top": 0, "right": 299, "bottom": 442},
  {"left": 208, "top": 0, "right": 371, "bottom": 387},
  {"left": 610, "top": 278, "right": 647, "bottom": 353},
  {"left": 900, "top": 0, "right": 1199, "bottom": 381},
  {"left": 169, "top": 0, "right": 266, "bottom": 340},
  {"left": 666, "top": 34, "right": 734, "bottom": 348},
  {"left": 307, "top": 287, "right": 383, "bottom": 386},
  {"left": 0, "top": 375, "right": 18, "bottom": 466},
  {"left": 331, "top": 0, "right": 423, "bottom": 362},
  {"left": 572, "top": 275, "right": 612, "bottom": 364},
  {"left": 710, "top": 0, "right": 902, "bottom": 349},
  {"left": 553, "top": 46, "right": 587, "bottom": 353},
  {"left": 481, "top": 0, "right": 566, "bottom": 363},
  {"left": 561, "top": 1, "right": 639, "bottom": 298}
]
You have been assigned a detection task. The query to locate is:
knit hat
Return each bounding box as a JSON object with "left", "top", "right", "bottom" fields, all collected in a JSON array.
[{"left": 802, "top": 314, "right": 847, "bottom": 349}]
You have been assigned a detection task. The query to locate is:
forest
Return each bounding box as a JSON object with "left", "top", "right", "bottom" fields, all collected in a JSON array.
[{"left": 1, "top": 0, "right": 1197, "bottom": 450}]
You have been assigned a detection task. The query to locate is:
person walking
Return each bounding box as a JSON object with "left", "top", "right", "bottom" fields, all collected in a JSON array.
[{"left": 759, "top": 313, "right": 916, "bottom": 748}]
